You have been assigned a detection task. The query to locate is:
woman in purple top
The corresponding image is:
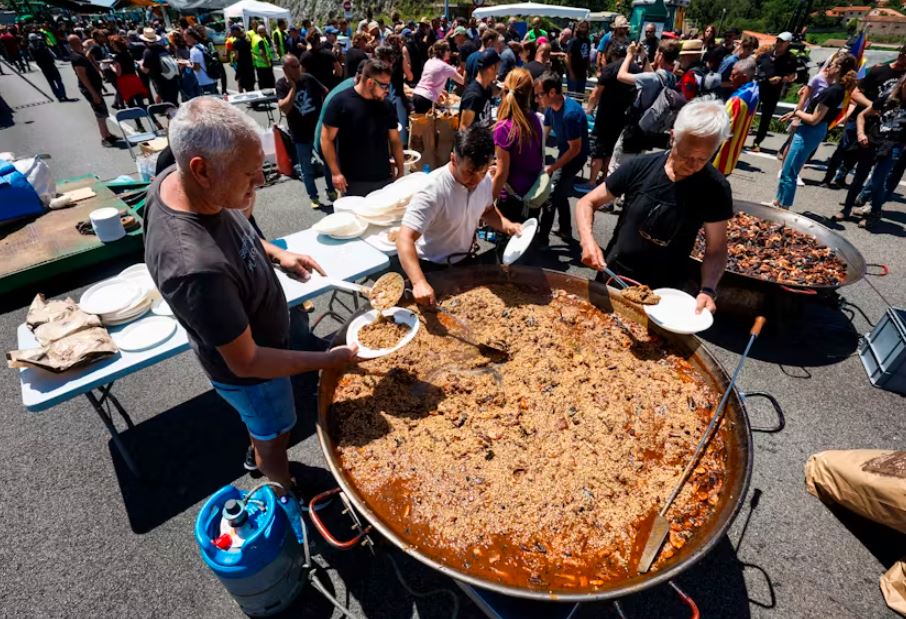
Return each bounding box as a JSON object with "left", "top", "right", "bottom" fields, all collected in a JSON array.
[
  {"left": 412, "top": 40, "right": 464, "bottom": 113},
  {"left": 491, "top": 67, "right": 544, "bottom": 222}
]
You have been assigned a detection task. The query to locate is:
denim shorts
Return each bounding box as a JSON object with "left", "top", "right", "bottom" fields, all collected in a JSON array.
[{"left": 211, "top": 376, "right": 296, "bottom": 441}]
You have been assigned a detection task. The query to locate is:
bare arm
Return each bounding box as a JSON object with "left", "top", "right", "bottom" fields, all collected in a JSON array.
[
  {"left": 217, "top": 326, "right": 354, "bottom": 379},
  {"left": 795, "top": 84, "right": 812, "bottom": 111},
  {"left": 388, "top": 128, "right": 404, "bottom": 178},
  {"left": 697, "top": 220, "right": 728, "bottom": 313},
  {"left": 320, "top": 124, "right": 347, "bottom": 193},
  {"left": 585, "top": 84, "right": 604, "bottom": 113},
  {"left": 491, "top": 146, "right": 510, "bottom": 199},
  {"left": 795, "top": 103, "right": 829, "bottom": 126},
  {"left": 277, "top": 82, "right": 296, "bottom": 114},
  {"left": 616, "top": 49, "right": 638, "bottom": 85},
  {"left": 577, "top": 182, "right": 618, "bottom": 271},
  {"left": 547, "top": 137, "right": 582, "bottom": 173},
  {"left": 460, "top": 108, "right": 476, "bottom": 129},
  {"left": 856, "top": 105, "right": 877, "bottom": 145},
  {"left": 480, "top": 202, "right": 521, "bottom": 236},
  {"left": 449, "top": 67, "right": 465, "bottom": 86},
  {"left": 849, "top": 86, "right": 870, "bottom": 110},
  {"left": 402, "top": 45, "right": 413, "bottom": 82},
  {"left": 396, "top": 225, "right": 435, "bottom": 306}
]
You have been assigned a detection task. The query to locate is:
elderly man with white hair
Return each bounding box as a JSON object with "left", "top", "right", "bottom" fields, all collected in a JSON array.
[
  {"left": 576, "top": 96, "right": 733, "bottom": 314},
  {"left": 144, "top": 98, "right": 357, "bottom": 495}
]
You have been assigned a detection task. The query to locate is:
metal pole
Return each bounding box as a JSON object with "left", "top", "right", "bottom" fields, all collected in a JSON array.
[{"left": 444, "top": 0, "right": 449, "bottom": 20}]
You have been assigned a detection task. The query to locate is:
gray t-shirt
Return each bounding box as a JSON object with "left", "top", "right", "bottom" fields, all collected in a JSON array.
[
  {"left": 143, "top": 166, "right": 290, "bottom": 385},
  {"left": 634, "top": 69, "right": 677, "bottom": 108}
]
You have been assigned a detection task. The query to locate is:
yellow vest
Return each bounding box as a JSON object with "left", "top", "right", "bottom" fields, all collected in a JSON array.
[
  {"left": 250, "top": 32, "right": 272, "bottom": 69},
  {"left": 272, "top": 28, "right": 286, "bottom": 57}
]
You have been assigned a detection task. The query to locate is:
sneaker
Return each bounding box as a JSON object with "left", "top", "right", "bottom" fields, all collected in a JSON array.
[
  {"left": 243, "top": 445, "right": 258, "bottom": 472},
  {"left": 310, "top": 197, "right": 322, "bottom": 209},
  {"left": 796, "top": 175, "right": 805, "bottom": 187},
  {"left": 326, "top": 191, "right": 338, "bottom": 202},
  {"left": 852, "top": 205, "right": 872, "bottom": 218}
]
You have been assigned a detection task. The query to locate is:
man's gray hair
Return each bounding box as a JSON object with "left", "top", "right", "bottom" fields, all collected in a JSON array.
[
  {"left": 733, "top": 56, "right": 756, "bottom": 79},
  {"left": 169, "top": 97, "right": 261, "bottom": 174},
  {"left": 673, "top": 95, "right": 732, "bottom": 146}
]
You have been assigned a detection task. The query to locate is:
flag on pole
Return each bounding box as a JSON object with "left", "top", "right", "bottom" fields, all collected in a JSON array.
[
  {"left": 714, "top": 80, "right": 760, "bottom": 176},
  {"left": 829, "top": 32, "right": 868, "bottom": 129}
]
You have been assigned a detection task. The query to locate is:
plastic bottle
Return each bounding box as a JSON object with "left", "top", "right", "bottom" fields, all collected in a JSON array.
[
  {"left": 422, "top": 163, "right": 430, "bottom": 174},
  {"left": 213, "top": 499, "right": 256, "bottom": 550}
]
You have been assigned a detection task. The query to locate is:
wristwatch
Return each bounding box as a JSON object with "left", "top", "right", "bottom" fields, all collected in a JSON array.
[{"left": 700, "top": 286, "right": 718, "bottom": 300}]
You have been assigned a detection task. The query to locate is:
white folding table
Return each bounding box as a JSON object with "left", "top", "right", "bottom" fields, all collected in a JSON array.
[{"left": 16, "top": 229, "right": 390, "bottom": 477}]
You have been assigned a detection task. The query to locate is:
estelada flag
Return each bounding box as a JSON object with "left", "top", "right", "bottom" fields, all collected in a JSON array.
[
  {"left": 714, "top": 80, "right": 760, "bottom": 176},
  {"left": 828, "top": 32, "right": 868, "bottom": 129}
]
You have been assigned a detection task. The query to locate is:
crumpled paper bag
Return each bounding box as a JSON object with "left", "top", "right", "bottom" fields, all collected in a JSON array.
[
  {"left": 8, "top": 327, "right": 117, "bottom": 373},
  {"left": 881, "top": 560, "right": 906, "bottom": 617}
]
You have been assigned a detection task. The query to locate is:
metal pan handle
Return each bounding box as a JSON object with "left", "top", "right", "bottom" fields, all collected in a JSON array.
[
  {"left": 308, "top": 488, "right": 373, "bottom": 550},
  {"left": 669, "top": 581, "right": 700, "bottom": 619},
  {"left": 865, "top": 263, "right": 890, "bottom": 277},
  {"left": 780, "top": 285, "right": 818, "bottom": 296}
]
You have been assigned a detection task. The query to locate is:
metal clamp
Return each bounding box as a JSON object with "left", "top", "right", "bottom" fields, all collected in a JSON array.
[
  {"left": 865, "top": 263, "right": 890, "bottom": 277},
  {"left": 307, "top": 488, "right": 373, "bottom": 550},
  {"left": 740, "top": 391, "right": 786, "bottom": 433}
]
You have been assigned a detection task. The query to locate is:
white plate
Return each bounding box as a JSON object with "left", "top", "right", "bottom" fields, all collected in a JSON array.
[
  {"left": 120, "top": 263, "right": 149, "bottom": 277},
  {"left": 79, "top": 278, "right": 142, "bottom": 316},
  {"left": 644, "top": 288, "right": 714, "bottom": 335},
  {"left": 114, "top": 316, "right": 177, "bottom": 351},
  {"left": 312, "top": 212, "right": 368, "bottom": 238},
  {"left": 151, "top": 298, "right": 173, "bottom": 317},
  {"left": 332, "top": 196, "right": 367, "bottom": 214},
  {"left": 363, "top": 226, "right": 400, "bottom": 253},
  {"left": 101, "top": 294, "right": 154, "bottom": 325},
  {"left": 347, "top": 307, "right": 420, "bottom": 359},
  {"left": 502, "top": 218, "right": 538, "bottom": 265}
]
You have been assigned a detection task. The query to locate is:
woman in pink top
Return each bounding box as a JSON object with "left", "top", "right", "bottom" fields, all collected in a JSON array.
[{"left": 412, "top": 41, "right": 465, "bottom": 113}]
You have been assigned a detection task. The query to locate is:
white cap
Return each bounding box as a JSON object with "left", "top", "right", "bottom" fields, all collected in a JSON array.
[{"left": 777, "top": 32, "right": 793, "bottom": 42}]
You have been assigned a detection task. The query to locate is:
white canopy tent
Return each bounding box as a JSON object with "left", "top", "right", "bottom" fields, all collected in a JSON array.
[
  {"left": 472, "top": 2, "right": 590, "bottom": 21},
  {"left": 223, "top": 0, "right": 290, "bottom": 32}
]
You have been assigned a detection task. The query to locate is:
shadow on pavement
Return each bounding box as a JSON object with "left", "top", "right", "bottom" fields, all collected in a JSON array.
[{"left": 825, "top": 502, "right": 906, "bottom": 569}]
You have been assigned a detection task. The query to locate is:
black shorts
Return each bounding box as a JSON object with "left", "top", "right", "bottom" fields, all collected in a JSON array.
[
  {"left": 591, "top": 121, "right": 624, "bottom": 159},
  {"left": 83, "top": 92, "right": 109, "bottom": 119}
]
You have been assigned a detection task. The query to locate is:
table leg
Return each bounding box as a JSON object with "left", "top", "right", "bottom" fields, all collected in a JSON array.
[{"left": 85, "top": 388, "right": 142, "bottom": 478}]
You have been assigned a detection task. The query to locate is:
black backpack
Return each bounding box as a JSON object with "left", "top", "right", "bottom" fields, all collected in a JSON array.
[{"left": 195, "top": 43, "right": 222, "bottom": 79}]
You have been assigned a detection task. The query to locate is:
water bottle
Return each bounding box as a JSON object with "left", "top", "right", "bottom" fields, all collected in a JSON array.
[{"left": 422, "top": 163, "right": 430, "bottom": 174}]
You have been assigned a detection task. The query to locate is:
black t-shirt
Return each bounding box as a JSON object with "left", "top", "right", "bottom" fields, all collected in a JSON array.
[
  {"left": 344, "top": 47, "right": 368, "bottom": 77},
  {"left": 407, "top": 40, "right": 425, "bottom": 83},
  {"left": 603, "top": 152, "right": 732, "bottom": 286},
  {"left": 595, "top": 60, "right": 639, "bottom": 127},
  {"left": 70, "top": 51, "right": 102, "bottom": 94},
  {"left": 143, "top": 166, "right": 290, "bottom": 386},
  {"left": 808, "top": 83, "right": 845, "bottom": 123},
  {"left": 460, "top": 79, "right": 493, "bottom": 126},
  {"left": 868, "top": 92, "right": 906, "bottom": 154},
  {"left": 302, "top": 48, "right": 337, "bottom": 89},
  {"left": 114, "top": 50, "right": 136, "bottom": 76},
  {"left": 755, "top": 51, "right": 797, "bottom": 90},
  {"left": 323, "top": 87, "right": 396, "bottom": 182},
  {"left": 30, "top": 41, "right": 56, "bottom": 68},
  {"left": 566, "top": 35, "right": 590, "bottom": 77},
  {"left": 275, "top": 74, "right": 325, "bottom": 143},
  {"left": 854, "top": 63, "right": 906, "bottom": 117},
  {"left": 142, "top": 44, "right": 178, "bottom": 84},
  {"left": 524, "top": 60, "right": 547, "bottom": 80}
]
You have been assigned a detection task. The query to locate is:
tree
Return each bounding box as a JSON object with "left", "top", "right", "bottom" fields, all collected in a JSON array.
[{"left": 846, "top": 17, "right": 858, "bottom": 33}]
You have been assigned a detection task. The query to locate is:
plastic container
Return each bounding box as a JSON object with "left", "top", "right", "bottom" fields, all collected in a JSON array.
[
  {"left": 859, "top": 307, "right": 906, "bottom": 395},
  {"left": 196, "top": 485, "right": 306, "bottom": 617},
  {"left": 89, "top": 207, "right": 126, "bottom": 243}
]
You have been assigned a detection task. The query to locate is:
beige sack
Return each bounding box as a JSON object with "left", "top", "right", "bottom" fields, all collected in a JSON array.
[
  {"left": 408, "top": 113, "right": 437, "bottom": 171},
  {"left": 805, "top": 450, "right": 906, "bottom": 535},
  {"left": 26, "top": 294, "right": 79, "bottom": 329},
  {"left": 882, "top": 560, "right": 906, "bottom": 616},
  {"left": 8, "top": 327, "right": 117, "bottom": 373}
]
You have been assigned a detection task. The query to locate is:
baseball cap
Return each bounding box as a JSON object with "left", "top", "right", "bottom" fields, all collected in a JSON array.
[
  {"left": 324, "top": 25, "right": 339, "bottom": 34},
  {"left": 453, "top": 25, "right": 467, "bottom": 36},
  {"left": 477, "top": 49, "right": 500, "bottom": 69},
  {"left": 777, "top": 32, "right": 793, "bottom": 42}
]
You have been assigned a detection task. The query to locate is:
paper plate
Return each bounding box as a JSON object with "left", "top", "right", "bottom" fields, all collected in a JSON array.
[
  {"left": 502, "top": 218, "right": 538, "bottom": 265},
  {"left": 120, "top": 263, "right": 149, "bottom": 277},
  {"left": 114, "top": 316, "right": 177, "bottom": 351},
  {"left": 364, "top": 226, "right": 400, "bottom": 253},
  {"left": 101, "top": 294, "right": 154, "bottom": 325},
  {"left": 79, "top": 278, "right": 142, "bottom": 316},
  {"left": 151, "top": 298, "right": 174, "bottom": 317},
  {"left": 347, "top": 307, "right": 420, "bottom": 359},
  {"left": 332, "top": 196, "right": 367, "bottom": 214},
  {"left": 312, "top": 212, "right": 368, "bottom": 239},
  {"left": 644, "top": 288, "right": 714, "bottom": 335}
]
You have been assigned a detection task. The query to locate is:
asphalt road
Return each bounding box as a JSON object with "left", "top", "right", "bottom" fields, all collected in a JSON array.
[{"left": 1, "top": 63, "right": 905, "bottom": 619}]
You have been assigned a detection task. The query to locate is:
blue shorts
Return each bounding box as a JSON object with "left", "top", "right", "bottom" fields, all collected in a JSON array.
[{"left": 211, "top": 377, "right": 296, "bottom": 441}]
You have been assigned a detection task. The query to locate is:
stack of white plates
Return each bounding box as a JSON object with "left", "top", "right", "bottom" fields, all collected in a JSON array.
[
  {"left": 312, "top": 212, "right": 369, "bottom": 239},
  {"left": 79, "top": 272, "right": 157, "bottom": 327},
  {"left": 356, "top": 173, "right": 431, "bottom": 226}
]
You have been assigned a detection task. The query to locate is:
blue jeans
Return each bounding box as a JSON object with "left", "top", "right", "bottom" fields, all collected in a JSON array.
[
  {"left": 856, "top": 146, "right": 904, "bottom": 204},
  {"left": 845, "top": 146, "right": 899, "bottom": 218},
  {"left": 776, "top": 121, "right": 827, "bottom": 208},
  {"left": 295, "top": 141, "right": 334, "bottom": 200},
  {"left": 390, "top": 86, "right": 409, "bottom": 147},
  {"left": 211, "top": 376, "right": 296, "bottom": 440}
]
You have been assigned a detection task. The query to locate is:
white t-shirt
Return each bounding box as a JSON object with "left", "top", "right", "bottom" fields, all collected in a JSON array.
[
  {"left": 190, "top": 45, "right": 215, "bottom": 87},
  {"left": 402, "top": 165, "right": 493, "bottom": 264}
]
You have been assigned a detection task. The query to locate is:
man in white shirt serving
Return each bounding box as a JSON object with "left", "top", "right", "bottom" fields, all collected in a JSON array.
[{"left": 397, "top": 125, "right": 522, "bottom": 306}]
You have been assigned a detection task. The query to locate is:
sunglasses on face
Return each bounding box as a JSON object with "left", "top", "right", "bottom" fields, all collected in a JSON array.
[{"left": 373, "top": 79, "right": 391, "bottom": 90}]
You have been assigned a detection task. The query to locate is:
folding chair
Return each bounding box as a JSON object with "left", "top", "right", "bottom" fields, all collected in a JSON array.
[
  {"left": 147, "top": 102, "right": 177, "bottom": 136},
  {"left": 114, "top": 107, "right": 158, "bottom": 161}
]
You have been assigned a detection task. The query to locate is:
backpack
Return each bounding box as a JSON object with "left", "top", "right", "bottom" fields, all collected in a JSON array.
[
  {"left": 158, "top": 51, "right": 179, "bottom": 81},
  {"left": 638, "top": 71, "right": 687, "bottom": 135},
  {"left": 196, "top": 43, "right": 222, "bottom": 79}
]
